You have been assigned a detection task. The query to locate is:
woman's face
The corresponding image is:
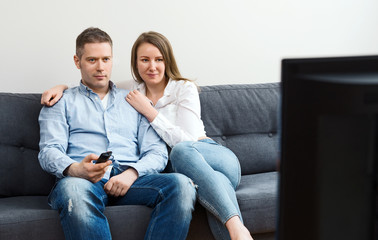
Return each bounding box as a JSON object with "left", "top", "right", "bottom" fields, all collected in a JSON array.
[{"left": 136, "top": 42, "right": 166, "bottom": 87}]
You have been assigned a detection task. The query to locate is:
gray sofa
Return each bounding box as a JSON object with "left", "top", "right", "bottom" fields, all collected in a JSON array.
[{"left": 0, "top": 83, "right": 279, "bottom": 240}]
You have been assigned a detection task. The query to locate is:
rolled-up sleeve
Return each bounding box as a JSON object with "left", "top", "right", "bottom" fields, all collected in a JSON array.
[{"left": 38, "top": 99, "right": 75, "bottom": 178}]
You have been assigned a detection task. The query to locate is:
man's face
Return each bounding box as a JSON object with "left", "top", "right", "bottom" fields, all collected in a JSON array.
[{"left": 74, "top": 42, "right": 113, "bottom": 94}]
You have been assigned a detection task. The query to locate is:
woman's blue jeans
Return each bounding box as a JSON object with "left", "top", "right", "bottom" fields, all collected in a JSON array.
[
  {"left": 48, "top": 170, "right": 196, "bottom": 240},
  {"left": 170, "top": 139, "right": 242, "bottom": 240}
]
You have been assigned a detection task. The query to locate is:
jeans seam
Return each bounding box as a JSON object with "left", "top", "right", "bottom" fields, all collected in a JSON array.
[
  {"left": 145, "top": 199, "right": 161, "bottom": 240},
  {"left": 198, "top": 194, "right": 240, "bottom": 225},
  {"left": 189, "top": 141, "right": 240, "bottom": 224},
  {"left": 197, "top": 195, "right": 221, "bottom": 219},
  {"left": 138, "top": 185, "right": 166, "bottom": 240}
]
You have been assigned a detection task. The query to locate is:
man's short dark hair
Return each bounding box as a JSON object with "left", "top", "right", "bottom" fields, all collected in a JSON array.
[{"left": 76, "top": 27, "right": 113, "bottom": 59}]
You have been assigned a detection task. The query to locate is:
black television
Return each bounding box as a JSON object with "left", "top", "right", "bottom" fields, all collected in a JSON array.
[{"left": 278, "top": 55, "right": 378, "bottom": 240}]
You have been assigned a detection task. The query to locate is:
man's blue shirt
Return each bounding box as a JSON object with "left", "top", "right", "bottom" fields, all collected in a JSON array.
[{"left": 38, "top": 81, "right": 168, "bottom": 179}]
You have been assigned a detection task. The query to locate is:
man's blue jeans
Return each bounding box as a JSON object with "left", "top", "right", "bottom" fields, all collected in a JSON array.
[
  {"left": 48, "top": 171, "right": 196, "bottom": 240},
  {"left": 170, "top": 139, "right": 242, "bottom": 240}
]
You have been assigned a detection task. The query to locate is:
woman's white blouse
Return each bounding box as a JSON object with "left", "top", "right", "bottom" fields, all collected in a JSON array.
[{"left": 133, "top": 80, "right": 207, "bottom": 148}]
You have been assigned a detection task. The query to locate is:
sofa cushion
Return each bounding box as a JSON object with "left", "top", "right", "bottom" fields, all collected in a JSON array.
[
  {"left": 237, "top": 172, "right": 277, "bottom": 234},
  {"left": 0, "top": 171, "right": 278, "bottom": 239},
  {"left": 0, "top": 196, "right": 152, "bottom": 240},
  {"left": 199, "top": 83, "right": 280, "bottom": 175},
  {"left": 0, "top": 196, "right": 64, "bottom": 239},
  {"left": 0, "top": 93, "right": 55, "bottom": 197}
]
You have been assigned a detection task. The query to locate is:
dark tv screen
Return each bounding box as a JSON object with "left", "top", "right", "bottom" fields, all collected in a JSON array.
[{"left": 278, "top": 56, "right": 378, "bottom": 240}]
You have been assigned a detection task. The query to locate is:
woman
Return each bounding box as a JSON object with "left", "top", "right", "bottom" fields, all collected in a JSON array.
[{"left": 41, "top": 31, "right": 253, "bottom": 240}]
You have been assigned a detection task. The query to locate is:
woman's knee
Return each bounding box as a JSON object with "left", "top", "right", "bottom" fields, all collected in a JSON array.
[
  {"left": 170, "top": 141, "right": 197, "bottom": 167},
  {"left": 170, "top": 141, "right": 194, "bottom": 158}
]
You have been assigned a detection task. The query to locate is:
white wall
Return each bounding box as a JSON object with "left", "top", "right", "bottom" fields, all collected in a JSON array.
[{"left": 1, "top": 0, "right": 378, "bottom": 93}]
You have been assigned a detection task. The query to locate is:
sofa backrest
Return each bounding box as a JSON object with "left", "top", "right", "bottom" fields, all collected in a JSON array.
[
  {"left": 0, "top": 83, "right": 280, "bottom": 197},
  {"left": 0, "top": 93, "right": 55, "bottom": 197},
  {"left": 199, "top": 83, "right": 280, "bottom": 175}
]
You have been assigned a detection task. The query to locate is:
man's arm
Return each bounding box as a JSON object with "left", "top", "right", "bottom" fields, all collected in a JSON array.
[
  {"left": 38, "top": 99, "right": 75, "bottom": 178},
  {"left": 38, "top": 97, "right": 111, "bottom": 182},
  {"left": 64, "top": 154, "right": 112, "bottom": 183},
  {"left": 104, "top": 168, "right": 138, "bottom": 197}
]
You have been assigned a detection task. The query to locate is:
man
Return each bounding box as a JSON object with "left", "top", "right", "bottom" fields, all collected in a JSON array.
[{"left": 38, "top": 27, "right": 196, "bottom": 240}]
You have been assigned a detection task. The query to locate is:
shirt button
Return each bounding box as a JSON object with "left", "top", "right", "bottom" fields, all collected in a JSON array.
[{"left": 268, "top": 133, "right": 273, "bottom": 138}]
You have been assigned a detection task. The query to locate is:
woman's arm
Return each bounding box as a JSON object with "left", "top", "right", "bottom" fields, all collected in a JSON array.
[
  {"left": 126, "top": 90, "right": 158, "bottom": 122},
  {"left": 41, "top": 80, "right": 135, "bottom": 107},
  {"left": 41, "top": 84, "right": 68, "bottom": 106}
]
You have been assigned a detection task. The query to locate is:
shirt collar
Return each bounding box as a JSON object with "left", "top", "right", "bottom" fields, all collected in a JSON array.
[
  {"left": 163, "top": 79, "right": 175, "bottom": 96},
  {"left": 79, "top": 80, "right": 116, "bottom": 97},
  {"left": 136, "top": 81, "right": 147, "bottom": 95}
]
